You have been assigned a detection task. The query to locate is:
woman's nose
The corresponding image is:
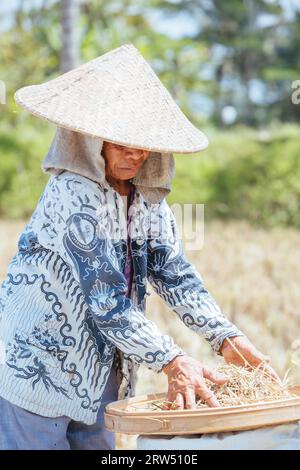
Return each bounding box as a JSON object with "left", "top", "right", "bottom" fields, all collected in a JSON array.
[{"left": 125, "top": 149, "right": 143, "bottom": 161}]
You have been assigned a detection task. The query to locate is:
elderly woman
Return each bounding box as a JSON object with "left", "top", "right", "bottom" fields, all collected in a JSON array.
[{"left": 0, "top": 44, "right": 278, "bottom": 450}]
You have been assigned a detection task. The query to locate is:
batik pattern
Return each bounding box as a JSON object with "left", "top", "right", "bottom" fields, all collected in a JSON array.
[{"left": 0, "top": 170, "right": 243, "bottom": 424}]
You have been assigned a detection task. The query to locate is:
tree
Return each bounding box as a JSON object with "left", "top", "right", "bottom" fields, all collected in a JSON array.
[
  {"left": 150, "top": 0, "right": 298, "bottom": 126},
  {"left": 60, "top": 0, "right": 80, "bottom": 72}
]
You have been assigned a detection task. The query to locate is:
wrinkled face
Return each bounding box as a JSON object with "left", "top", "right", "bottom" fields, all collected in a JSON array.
[{"left": 101, "top": 141, "right": 149, "bottom": 180}]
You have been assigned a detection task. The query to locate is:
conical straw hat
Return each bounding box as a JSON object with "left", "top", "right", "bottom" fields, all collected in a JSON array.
[{"left": 14, "top": 43, "right": 208, "bottom": 154}]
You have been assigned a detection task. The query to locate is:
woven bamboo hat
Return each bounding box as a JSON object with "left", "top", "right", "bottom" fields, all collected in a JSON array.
[{"left": 14, "top": 43, "right": 208, "bottom": 154}]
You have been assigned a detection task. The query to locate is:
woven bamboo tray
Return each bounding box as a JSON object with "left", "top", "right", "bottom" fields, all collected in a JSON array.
[{"left": 104, "top": 386, "right": 300, "bottom": 435}]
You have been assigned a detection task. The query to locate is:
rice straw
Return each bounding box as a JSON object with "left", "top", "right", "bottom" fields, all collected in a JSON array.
[{"left": 149, "top": 362, "right": 295, "bottom": 411}]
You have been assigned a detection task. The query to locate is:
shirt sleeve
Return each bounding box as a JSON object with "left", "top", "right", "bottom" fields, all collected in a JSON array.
[
  {"left": 31, "top": 173, "right": 184, "bottom": 372},
  {"left": 147, "top": 198, "right": 245, "bottom": 353}
]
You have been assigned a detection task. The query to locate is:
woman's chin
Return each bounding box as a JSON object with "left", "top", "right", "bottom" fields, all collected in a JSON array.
[{"left": 117, "top": 169, "right": 138, "bottom": 178}]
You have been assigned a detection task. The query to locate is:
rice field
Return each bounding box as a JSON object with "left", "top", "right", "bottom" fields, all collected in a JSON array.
[{"left": 0, "top": 218, "right": 299, "bottom": 449}]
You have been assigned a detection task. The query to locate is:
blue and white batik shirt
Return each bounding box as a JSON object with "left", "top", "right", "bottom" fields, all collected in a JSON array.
[{"left": 0, "top": 171, "right": 243, "bottom": 424}]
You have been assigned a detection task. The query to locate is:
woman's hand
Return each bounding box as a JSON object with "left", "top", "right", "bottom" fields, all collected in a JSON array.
[
  {"left": 162, "top": 355, "right": 228, "bottom": 410},
  {"left": 220, "top": 336, "right": 281, "bottom": 383}
]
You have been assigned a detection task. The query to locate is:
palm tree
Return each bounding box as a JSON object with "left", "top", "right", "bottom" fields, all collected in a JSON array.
[{"left": 60, "top": 0, "right": 80, "bottom": 73}]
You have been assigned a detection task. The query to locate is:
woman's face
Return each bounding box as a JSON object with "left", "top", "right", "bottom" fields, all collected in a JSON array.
[{"left": 101, "top": 141, "right": 149, "bottom": 180}]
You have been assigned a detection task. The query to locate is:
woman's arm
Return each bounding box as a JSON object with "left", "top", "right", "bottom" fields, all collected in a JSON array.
[{"left": 147, "top": 198, "right": 244, "bottom": 353}]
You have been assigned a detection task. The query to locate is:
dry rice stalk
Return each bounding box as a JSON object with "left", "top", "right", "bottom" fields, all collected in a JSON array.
[
  {"left": 223, "top": 337, "right": 282, "bottom": 385},
  {"left": 150, "top": 363, "right": 296, "bottom": 411},
  {"left": 197, "top": 363, "right": 294, "bottom": 407}
]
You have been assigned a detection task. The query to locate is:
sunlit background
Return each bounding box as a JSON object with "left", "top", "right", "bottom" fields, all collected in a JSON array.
[{"left": 1, "top": 0, "right": 300, "bottom": 449}]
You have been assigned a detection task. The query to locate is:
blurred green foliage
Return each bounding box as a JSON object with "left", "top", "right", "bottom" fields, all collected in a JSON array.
[
  {"left": 0, "top": 119, "right": 51, "bottom": 218},
  {"left": 170, "top": 124, "right": 300, "bottom": 228},
  {"left": 1, "top": 118, "right": 300, "bottom": 229}
]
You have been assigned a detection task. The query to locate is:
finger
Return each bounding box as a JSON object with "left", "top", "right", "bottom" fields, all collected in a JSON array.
[
  {"left": 162, "top": 401, "right": 172, "bottom": 410},
  {"left": 184, "top": 387, "right": 196, "bottom": 409},
  {"left": 163, "top": 391, "right": 177, "bottom": 410},
  {"left": 162, "top": 400, "right": 171, "bottom": 410},
  {"left": 196, "top": 383, "right": 221, "bottom": 408},
  {"left": 240, "top": 341, "right": 270, "bottom": 366},
  {"left": 203, "top": 367, "right": 229, "bottom": 385},
  {"left": 224, "top": 337, "right": 271, "bottom": 367},
  {"left": 259, "top": 362, "right": 282, "bottom": 384},
  {"left": 162, "top": 400, "right": 180, "bottom": 410},
  {"left": 251, "top": 350, "right": 271, "bottom": 365},
  {"left": 174, "top": 393, "right": 184, "bottom": 410}
]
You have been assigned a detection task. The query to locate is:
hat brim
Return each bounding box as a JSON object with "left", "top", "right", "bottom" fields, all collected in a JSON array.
[{"left": 14, "top": 43, "right": 209, "bottom": 154}]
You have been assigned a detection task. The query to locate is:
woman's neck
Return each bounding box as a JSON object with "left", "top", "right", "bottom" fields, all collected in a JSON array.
[{"left": 106, "top": 174, "right": 132, "bottom": 196}]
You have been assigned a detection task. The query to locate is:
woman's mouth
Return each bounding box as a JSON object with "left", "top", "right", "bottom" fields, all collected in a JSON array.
[{"left": 120, "top": 166, "right": 139, "bottom": 171}]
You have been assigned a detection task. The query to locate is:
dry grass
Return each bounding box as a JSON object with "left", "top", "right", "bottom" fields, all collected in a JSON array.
[
  {"left": 1, "top": 219, "right": 300, "bottom": 449},
  {"left": 0, "top": 219, "right": 26, "bottom": 281},
  {"left": 150, "top": 363, "right": 294, "bottom": 411},
  {"left": 200, "top": 363, "right": 294, "bottom": 406}
]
